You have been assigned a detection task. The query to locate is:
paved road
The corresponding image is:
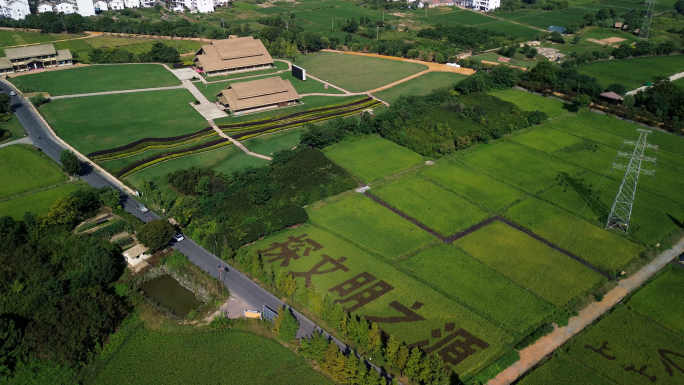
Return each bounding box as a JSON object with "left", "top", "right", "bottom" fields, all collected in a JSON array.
[{"left": 0, "top": 78, "right": 387, "bottom": 378}]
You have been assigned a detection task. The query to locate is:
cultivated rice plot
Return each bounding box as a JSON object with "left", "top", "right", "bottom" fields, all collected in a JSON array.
[
  {"left": 0, "top": 182, "right": 83, "bottom": 220},
  {"left": 402, "top": 244, "right": 556, "bottom": 334},
  {"left": 41, "top": 89, "right": 207, "bottom": 155},
  {"left": 476, "top": 21, "right": 540, "bottom": 40},
  {"left": 295, "top": 52, "right": 428, "bottom": 93},
  {"left": 249, "top": 225, "right": 512, "bottom": 380},
  {"left": 455, "top": 221, "right": 603, "bottom": 307},
  {"left": 488, "top": 89, "right": 568, "bottom": 118},
  {"left": 421, "top": 161, "right": 525, "bottom": 211},
  {"left": 323, "top": 136, "right": 424, "bottom": 183},
  {"left": 459, "top": 141, "right": 582, "bottom": 193},
  {"left": 518, "top": 353, "right": 615, "bottom": 385},
  {"left": 576, "top": 55, "right": 684, "bottom": 89},
  {"left": 567, "top": 307, "right": 684, "bottom": 385},
  {"left": 373, "top": 72, "right": 467, "bottom": 104},
  {"left": 427, "top": 9, "right": 497, "bottom": 26},
  {"left": 372, "top": 175, "right": 489, "bottom": 237},
  {"left": 10, "top": 64, "right": 181, "bottom": 96},
  {"left": 628, "top": 267, "right": 684, "bottom": 337},
  {"left": 308, "top": 194, "right": 436, "bottom": 259},
  {"left": 0, "top": 145, "right": 67, "bottom": 198},
  {"left": 512, "top": 127, "right": 583, "bottom": 153}
]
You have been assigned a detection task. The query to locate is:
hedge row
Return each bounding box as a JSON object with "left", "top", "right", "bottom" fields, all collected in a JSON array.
[
  {"left": 92, "top": 132, "right": 220, "bottom": 162},
  {"left": 231, "top": 99, "right": 383, "bottom": 140},
  {"left": 115, "top": 138, "right": 231, "bottom": 178},
  {"left": 87, "top": 127, "right": 214, "bottom": 158},
  {"left": 218, "top": 97, "right": 376, "bottom": 132}
]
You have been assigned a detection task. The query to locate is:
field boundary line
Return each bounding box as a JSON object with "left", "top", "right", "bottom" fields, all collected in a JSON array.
[
  {"left": 209, "top": 122, "right": 272, "bottom": 161},
  {"left": 49, "top": 84, "right": 186, "bottom": 100},
  {"left": 0, "top": 179, "right": 73, "bottom": 204},
  {"left": 488, "top": 235, "right": 684, "bottom": 385}
]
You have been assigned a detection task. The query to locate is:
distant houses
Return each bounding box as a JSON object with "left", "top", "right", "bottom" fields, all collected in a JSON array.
[
  {"left": 0, "top": 43, "right": 73, "bottom": 75},
  {"left": 416, "top": 0, "right": 501, "bottom": 11}
]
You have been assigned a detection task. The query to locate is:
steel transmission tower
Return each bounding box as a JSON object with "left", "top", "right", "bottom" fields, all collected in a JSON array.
[
  {"left": 606, "top": 129, "right": 657, "bottom": 233},
  {"left": 639, "top": 0, "right": 656, "bottom": 40}
]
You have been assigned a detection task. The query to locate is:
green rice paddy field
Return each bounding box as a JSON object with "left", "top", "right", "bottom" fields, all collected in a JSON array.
[
  {"left": 576, "top": 55, "right": 684, "bottom": 89},
  {"left": 250, "top": 90, "right": 684, "bottom": 381}
]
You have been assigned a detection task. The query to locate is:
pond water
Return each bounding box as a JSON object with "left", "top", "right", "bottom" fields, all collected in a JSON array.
[{"left": 140, "top": 275, "right": 202, "bottom": 317}]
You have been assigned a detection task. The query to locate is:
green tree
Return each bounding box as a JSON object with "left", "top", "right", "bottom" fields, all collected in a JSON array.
[
  {"left": 405, "top": 347, "right": 422, "bottom": 380},
  {"left": 367, "top": 322, "right": 381, "bottom": 353},
  {"left": 355, "top": 356, "right": 368, "bottom": 384},
  {"left": 276, "top": 271, "right": 297, "bottom": 299},
  {"left": 322, "top": 341, "right": 339, "bottom": 372},
  {"left": 572, "top": 35, "right": 581, "bottom": 44},
  {"left": 384, "top": 334, "right": 400, "bottom": 367},
  {"left": 41, "top": 196, "right": 78, "bottom": 228},
  {"left": 434, "top": 52, "right": 446, "bottom": 64},
  {"left": 137, "top": 219, "right": 174, "bottom": 251},
  {"left": 573, "top": 93, "right": 592, "bottom": 109},
  {"left": 98, "top": 187, "right": 121, "bottom": 209},
  {"left": 0, "top": 93, "right": 10, "bottom": 114},
  {"left": 605, "top": 83, "right": 627, "bottom": 96},
  {"left": 0, "top": 316, "right": 23, "bottom": 377},
  {"left": 277, "top": 306, "right": 299, "bottom": 342},
  {"left": 344, "top": 353, "right": 359, "bottom": 384},
  {"left": 331, "top": 351, "right": 347, "bottom": 382},
  {"left": 676, "top": 0, "right": 684, "bottom": 14},
  {"left": 250, "top": 250, "right": 263, "bottom": 277},
  {"left": 396, "top": 344, "right": 409, "bottom": 372},
  {"left": 59, "top": 150, "right": 81, "bottom": 176}
]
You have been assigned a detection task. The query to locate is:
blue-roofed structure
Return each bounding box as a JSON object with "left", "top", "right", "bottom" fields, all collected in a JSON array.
[{"left": 548, "top": 25, "right": 567, "bottom": 34}]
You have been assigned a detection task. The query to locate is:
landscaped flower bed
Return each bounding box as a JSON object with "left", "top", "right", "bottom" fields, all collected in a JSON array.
[
  {"left": 87, "top": 127, "right": 216, "bottom": 161},
  {"left": 115, "top": 138, "right": 231, "bottom": 178}
]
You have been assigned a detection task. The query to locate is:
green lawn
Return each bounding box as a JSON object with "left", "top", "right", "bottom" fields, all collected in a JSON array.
[
  {"left": 518, "top": 353, "right": 614, "bottom": 385},
  {"left": 0, "top": 182, "right": 84, "bottom": 220},
  {"left": 628, "top": 267, "right": 684, "bottom": 337},
  {"left": 240, "top": 127, "right": 305, "bottom": 157},
  {"left": 10, "top": 64, "right": 181, "bottom": 96},
  {"left": 513, "top": 127, "right": 583, "bottom": 153},
  {"left": 323, "top": 136, "right": 424, "bottom": 183},
  {"left": 402, "top": 244, "right": 556, "bottom": 334},
  {"left": 0, "top": 144, "right": 67, "bottom": 199},
  {"left": 455, "top": 221, "right": 604, "bottom": 307},
  {"left": 372, "top": 175, "right": 489, "bottom": 237},
  {"left": 421, "top": 160, "right": 525, "bottom": 212},
  {"left": 576, "top": 55, "right": 684, "bottom": 89},
  {"left": 41, "top": 89, "right": 208, "bottom": 155},
  {"left": 568, "top": 306, "right": 684, "bottom": 385},
  {"left": 94, "top": 328, "right": 333, "bottom": 385},
  {"left": 125, "top": 145, "right": 269, "bottom": 199},
  {"left": 373, "top": 72, "right": 468, "bottom": 104},
  {"left": 249, "top": 225, "right": 512, "bottom": 380},
  {"left": 459, "top": 141, "right": 582, "bottom": 193},
  {"left": 308, "top": 194, "right": 436, "bottom": 260},
  {"left": 0, "top": 114, "right": 26, "bottom": 144},
  {"left": 489, "top": 89, "right": 568, "bottom": 117},
  {"left": 295, "top": 52, "right": 428, "bottom": 93}
]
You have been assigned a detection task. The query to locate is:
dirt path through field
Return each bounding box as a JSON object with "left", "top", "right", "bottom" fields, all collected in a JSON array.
[
  {"left": 0, "top": 31, "right": 103, "bottom": 49},
  {"left": 488, "top": 235, "right": 684, "bottom": 385}
]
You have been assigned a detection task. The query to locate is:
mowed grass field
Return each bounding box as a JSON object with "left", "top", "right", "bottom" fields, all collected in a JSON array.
[
  {"left": 41, "top": 89, "right": 208, "bottom": 155},
  {"left": 94, "top": 328, "right": 333, "bottom": 385},
  {"left": 323, "top": 136, "right": 424, "bottom": 183},
  {"left": 488, "top": 89, "right": 568, "bottom": 117},
  {"left": 373, "top": 72, "right": 467, "bottom": 104},
  {"left": 576, "top": 55, "right": 684, "bottom": 89},
  {"left": 295, "top": 52, "right": 428, "bottom": 93},
  {"left": 0, "top": 115, "right": 27, "bottom": 144},
  {"left": 0, "top": 145, "right": 67, "bottom": 198},
  {"left": 10, "top": 64, "right": 181, "bottom": 96},
  {"left": 250, "top": 225, "right": 512, "bottom": 380}
]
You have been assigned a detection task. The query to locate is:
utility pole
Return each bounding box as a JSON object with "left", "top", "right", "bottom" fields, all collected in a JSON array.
[
  {"left": 221, "top": 18, "right": 225, "bottom": 32},
  {"left": 331, "top": 18, "right": 333, "bottom": 31},
  {"left": 639, "top": 0, "right": 656, "bottom": 40},
  {"left": 376, "top": 24, "right": 379, "bottom": 39},
  {"left": 605, "top": 129, "right": 658, "bottom": 233}
]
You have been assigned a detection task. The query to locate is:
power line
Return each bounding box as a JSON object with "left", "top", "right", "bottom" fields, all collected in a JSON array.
[
  {"left": 639, "top": 0, "right": 656, "bottom": 40},
  {"left": 605, "top": 129, "right": 657, "bottom": 233}
]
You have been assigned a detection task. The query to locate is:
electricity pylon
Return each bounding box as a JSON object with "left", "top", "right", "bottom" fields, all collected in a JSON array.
[
  {"left": 605, "top": 129, "right": 657, "bottom": 233},
  {"left": 639, "top": 0, "right": 656, "bottom": 40}
]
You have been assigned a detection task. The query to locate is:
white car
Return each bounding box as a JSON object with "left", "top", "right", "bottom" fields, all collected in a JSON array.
[
  {"left": 9, "top": 91, "right": 16, "bottom": 96},
  {"left": 135, "top": 204, "right": 149, "bottom": 213},
  {"left": 173, "top": 232, "right": 185, "bottom": 242}
]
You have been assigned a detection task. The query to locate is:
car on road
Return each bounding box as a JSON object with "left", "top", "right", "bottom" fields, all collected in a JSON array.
[
  {"left": 173, "top": 232, "right": 185, "bottom": 242},
  {"left": 9, "top": 91, "right": 16, "bottom": 96},
  {"left": 135, "top": 204, "right": 149, "bottom": 213}
]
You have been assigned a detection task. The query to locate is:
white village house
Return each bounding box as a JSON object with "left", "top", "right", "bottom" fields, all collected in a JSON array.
[{"left": 0, "top": 0, "right": 30, "bottom": 20}]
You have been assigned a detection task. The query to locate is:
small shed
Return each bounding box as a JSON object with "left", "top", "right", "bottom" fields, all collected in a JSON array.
[
  {"left": 498, "top": 57, "right": 511, "bottom": 63},
  {"left": 548, "top": 26, "right": 566, "bottom": 34},
  {"left": 614, "top": 22, "right": 623, "bottom": 29},
  {"left": 123, "top": 244, "right": 150, "bottom": 262},
  {"left": 600, "top": 91, "right": 624, "bottom": 104}
]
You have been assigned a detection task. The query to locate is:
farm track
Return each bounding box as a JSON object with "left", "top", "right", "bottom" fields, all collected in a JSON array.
[{"left": 364, "top": 192, "right": 612, "bottom": 279}]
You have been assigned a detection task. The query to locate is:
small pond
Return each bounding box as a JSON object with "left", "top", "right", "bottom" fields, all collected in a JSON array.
[{"left": 140, "top": 275, "right": 202, "bottom": 317}]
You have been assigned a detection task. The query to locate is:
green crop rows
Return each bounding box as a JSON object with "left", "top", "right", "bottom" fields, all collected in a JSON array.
[{"left": 628, "top": 267, "right": 684, "bottom": 337}]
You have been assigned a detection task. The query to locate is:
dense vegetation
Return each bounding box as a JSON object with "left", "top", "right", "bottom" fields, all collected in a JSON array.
[
  {"left": 417, "top": 24, "right": 517, "bottom": 52},
  {"left": 151, "top": 148, "right": 356, "bottom": 253},
  {"left": 0, "top": 186, "right": 132, "bottom": 382},
  {"left": 89, "top": 41, "right": 181, "bottom": 64},
  {"left": 302, "top": 70, "right": 547, "bottom": 158}
]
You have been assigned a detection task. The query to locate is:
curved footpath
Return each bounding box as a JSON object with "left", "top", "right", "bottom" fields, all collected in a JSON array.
[{"left": 0, "top": 78, "right": 390, "bottom": 380}]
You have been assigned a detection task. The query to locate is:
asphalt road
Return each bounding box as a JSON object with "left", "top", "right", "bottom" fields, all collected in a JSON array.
[{"left": 0, "top": 79, "right": 386, "bottom": 376}]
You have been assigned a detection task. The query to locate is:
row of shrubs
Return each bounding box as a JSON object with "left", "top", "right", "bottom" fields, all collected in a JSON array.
[
  {"left": 87, "top": 127, "right": 215, "bottom": 160},
  {"left": 115, "top": 138, "right": 231, "bottom": 178},
  {"left": 219, "top": 97, "right": 377, "bottom": 132}
]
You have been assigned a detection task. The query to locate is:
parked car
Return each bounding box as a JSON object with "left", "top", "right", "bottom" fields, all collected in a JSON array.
[
  {"left": 173, "top": 232, "right": 185, "bottom": 242},
  {"left": 9, "top": 91, "right": 16, "bottom": 96},
  {"left": 136, "top": 204, "right": 149, "bottom": 213}
]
